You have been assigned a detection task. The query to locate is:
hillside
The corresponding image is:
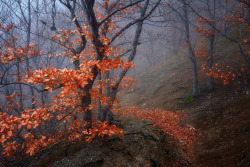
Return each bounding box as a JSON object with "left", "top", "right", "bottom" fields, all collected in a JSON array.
[
  {"left": 119, "top": 68, "right": 250, "bottom": 166},
  {"left": 42, "top": 38, "right": 250, "bottom": 167},
  {"left": 1, "top": 1, "right": 250, "bottom": 167},
  {"left": 118, "top": 38, "right": 250, "bottom": 166}
]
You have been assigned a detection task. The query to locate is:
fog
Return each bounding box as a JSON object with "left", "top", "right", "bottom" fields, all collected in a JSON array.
[{"left": 0, "top": 0, "right": 249, "bottom": 164}]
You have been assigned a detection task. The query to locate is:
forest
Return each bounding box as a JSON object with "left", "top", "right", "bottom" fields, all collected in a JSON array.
[{"left": 0, "top": 0, "right": 249, "bottom": 166}]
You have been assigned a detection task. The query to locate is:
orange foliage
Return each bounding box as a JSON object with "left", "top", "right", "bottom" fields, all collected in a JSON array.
[
  {"left": 193, "top": 17, "right": 215, "bottom": 38},
  {"left": 0, "top": 2, "right": 138, "bottom": 159},
  {"left": 195, "top": 45, "right": 208, "bottom": 60},
  {"left": 0, "top": 110, "right": 123, "bottom": 158},
  {"left": 125, "top": 107, "right": 201, "bottom": 155},
  {"left": 197, "top": 46, "right": 238, "bottom": 85},
  {"left": 194, "top": 5, "right": 249, "bottom": 86},
  {"left": 202, "top": 63, "right": 238, "bottom": 85}
]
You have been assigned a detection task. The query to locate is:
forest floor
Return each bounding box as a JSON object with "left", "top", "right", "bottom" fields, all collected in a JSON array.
[
  {"left": 48, "top": 119, "right": 186, "bottom": 167},
  {"left": 119, "top": 74, "right": 250, "bottom": 167},
  {"left": 117, "top": 40, "right": 250, "bottom": 166},
  {"left": 41, "top": 39, "right": 250, "bottom": 167}
]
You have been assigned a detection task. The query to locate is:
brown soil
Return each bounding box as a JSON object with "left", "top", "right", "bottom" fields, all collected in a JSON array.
[{"left": 190, "top": 94, "right": 250, "bottom": 167}]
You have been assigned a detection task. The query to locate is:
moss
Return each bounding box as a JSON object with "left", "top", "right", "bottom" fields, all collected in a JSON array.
[
  {"left": 175, "top": 93, "right": 195, "bottom": 106},
  {"left": 175, "top": 100, "right": 181, "bottom": 105},
  {"left": 183, "top": 93, "right": 195, "bottom": 104}
]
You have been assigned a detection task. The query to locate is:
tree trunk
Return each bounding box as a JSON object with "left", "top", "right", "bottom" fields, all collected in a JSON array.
[
  {"left": 100, "top": 86, "right": 118, "bottom": 123},
  {"left": 100, "top": 70, "right": 112, "bottom": 122},
  {"left": 99, "top": 0, "right": 154, "bottom": 122},
  {"left": 207, "top": 0, "right": 216, "bottom": 91},
  {"left": 25, "top": 0, "right": 35, "bottom": 109},
  {"left": 183, "top": 0, "right": 200, "bottom": 96},
  {"left": 192, "top": 58, "right": 199, "bottom": 96},
  {"left": 17, "top": 57, "right": 24, "bottom": 111},
  {"left": 97, "top": 73, "right": 102, "bottom": 121},
  {"left": 82, "top": 92, "right": 92, "bottom": 123},
  {"left": 223, "top": 0, "right": 228, "bottom": 35}
]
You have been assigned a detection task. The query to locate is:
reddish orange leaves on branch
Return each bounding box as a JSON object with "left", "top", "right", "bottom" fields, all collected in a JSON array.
[
  {"left": 0, "top": 107, "right": 123, "bottom": 158},
  {"left": 0, "top": 0, "right": 141, "bottom": 159},
  {"left": 193, "top": 17, "right": 215, "bottom": 38},
  {"left": 0, "top": 9, "right": 135, "bottom": 158}
]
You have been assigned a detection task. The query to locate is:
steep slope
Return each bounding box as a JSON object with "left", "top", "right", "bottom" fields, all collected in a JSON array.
[
  {"left": 43, "top": 37, "right": 250, "bottom": 167},
  {"left": 118, "top": 38, "right": 250, "bottom": 166}
]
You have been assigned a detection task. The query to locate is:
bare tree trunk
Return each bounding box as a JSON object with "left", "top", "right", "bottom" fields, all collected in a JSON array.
[
  {"left": 182, "top": 0, "right": 200, "bottom": 96},
  {"left": 192, "top": 58, "right": 199, "bottom": 95},
  {"left": 190, "top": 48, "right": 199, "bottom": 96},
  {"left": 98, "top": 2, "right": 112, "bottom": 122},
  {"left": 223, "top": 0, "right": 228, "bottom": 35},
  {"left": 17, "top": 57, "right": 24, "bottom": 111},
  {"left": 248, "top": 5, "right": 250, "bottom": 23},
  {"left": 207, "top": 0, "right": 216, "bottom": 91},
  {"left": 145, "top": 30, "right": 154, "bottom": 67},
  {"left": 149, "top": 31, "right": 154, "bottom": 67},
  {"left": 24, "top": 0, "right": 35, "bottom": 109}
]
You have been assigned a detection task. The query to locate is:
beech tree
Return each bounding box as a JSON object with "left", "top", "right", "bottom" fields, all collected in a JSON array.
[
  {"left": 0, "top": 0, "right": 162, "bottom": 163},
  {"left": 0, "top": 0, "right": 248, "bottom": 165},
  {"left": 55, "top": 0, "right": 161, "bottom": 123}
]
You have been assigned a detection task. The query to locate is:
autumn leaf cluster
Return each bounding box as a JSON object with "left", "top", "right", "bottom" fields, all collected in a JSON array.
[{"left": 125, "top": 107, "right": 201, "bottom": 155}]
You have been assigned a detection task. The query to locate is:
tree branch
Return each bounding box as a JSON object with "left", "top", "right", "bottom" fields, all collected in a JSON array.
[
  {"left": 0, "top": 82, "right": 41, "bottom": 92},
  {"left": 110, "top": 0, "right": 161, "bottom": 44},
  {"left": 98, "top": 0, "right": 144, "bottom": 27},
  {"left": 187, "top": 2, "right": 250, "bottom": 67}
]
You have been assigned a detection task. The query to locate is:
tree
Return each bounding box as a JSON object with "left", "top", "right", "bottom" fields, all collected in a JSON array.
[
  {"left": 192, "top": 0, "right": 250, "bottom": 91},
  {"left": 0, "top": 0, "right": 161, "bottom": 163},
  {"left": 170, "top": 0, "right": 200, "bottom": 96},
  {"left": 193, "top": 0, "right": 217, "bottom": 91},
  {"left": 181, "top": 0, "right": 200, "bottom": 96}
]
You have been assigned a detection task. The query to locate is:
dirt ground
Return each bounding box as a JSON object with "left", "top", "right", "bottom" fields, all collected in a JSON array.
[
  {"left": 186, "top": 93, "right": 250, "bottom": 167},
  {"left": 47, "top": 120, "right": 187, "bottom": 167}
]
